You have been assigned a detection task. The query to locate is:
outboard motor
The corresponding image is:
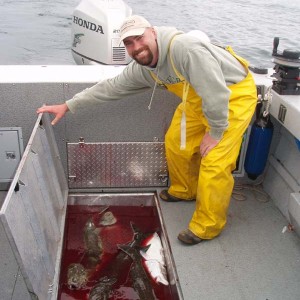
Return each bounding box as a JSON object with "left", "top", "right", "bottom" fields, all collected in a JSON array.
[
  {"left": 71, "top": 0, "right": 132, "bottom": 65},
  {"left": 271, "top": 37, "right": 300, "bottom": 95}
]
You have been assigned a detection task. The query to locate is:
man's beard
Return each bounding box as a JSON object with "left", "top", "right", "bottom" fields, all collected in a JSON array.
[{"left": 132, "top": 46, "right": 154, "bottom": 66}]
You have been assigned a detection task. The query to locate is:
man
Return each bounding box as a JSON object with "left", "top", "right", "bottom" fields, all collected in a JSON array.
[{"left": 37, "top": 15, "right": 257, "bottom": 245}]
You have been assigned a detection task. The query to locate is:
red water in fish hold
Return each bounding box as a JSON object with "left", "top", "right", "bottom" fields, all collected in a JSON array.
[{"left": 58, "top": 204, "right": 178, "bottom": 300}]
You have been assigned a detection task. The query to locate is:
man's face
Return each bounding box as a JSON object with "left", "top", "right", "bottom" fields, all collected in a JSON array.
[{"left": 123, "top": 28, "right": 158, "bottom": 67}]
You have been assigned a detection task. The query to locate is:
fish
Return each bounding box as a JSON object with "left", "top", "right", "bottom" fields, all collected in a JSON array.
[
  {"left": 88, "top": 223, "right": 151, "bottom": 297},
  {"left": 129, "top": 222, "right": 151, "bottom": 247},
  {"left": 99, "top": 211, "right": 117, "bottom": 226},
  {"left": 140, "top": 233, "right": 166, "bottom": 264},
  {"left": 143, "top": 260, "right": 169, "bottom": 286},
  {"left": 91, "top": 222, "right": 149, "bottom": 281},
  {"left": 88, "top": 276, "right": 117, "bottom": 300},
  {"left": 67, "top": 263, "right": 88, "bottom": 290},
  {"left": 118, "top": 244, "right": 157, "bottom": 300},
  {"left": 140, "top": 232, "right": 169, "bottom": 285},
  {"left": 84, "top": 218, "right": 103, "bottom": 268}
]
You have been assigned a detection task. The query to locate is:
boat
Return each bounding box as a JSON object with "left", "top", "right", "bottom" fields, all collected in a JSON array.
[{"left": 0, "top": 0, "right": 299, "bottom": 299}]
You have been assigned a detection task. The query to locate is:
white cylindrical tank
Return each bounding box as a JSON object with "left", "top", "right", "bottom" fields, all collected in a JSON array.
[{"left": 71, "top": 0, "right": 132, "bottom": 65}]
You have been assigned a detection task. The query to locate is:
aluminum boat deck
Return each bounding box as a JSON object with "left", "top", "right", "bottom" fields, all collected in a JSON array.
[{"left": 0, "top": 65, "right": 300, "bottom": 300}]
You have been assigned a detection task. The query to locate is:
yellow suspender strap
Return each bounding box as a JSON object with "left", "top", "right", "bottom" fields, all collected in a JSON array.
[
  {"left": 150, "top": 35, "right": 190, "bottom": 150},
  {"left": 180, "top": 82, "right": 190, "bottom": 149},
  {"left": 169, "top": 40, "right": 190, "bottom": 150}
]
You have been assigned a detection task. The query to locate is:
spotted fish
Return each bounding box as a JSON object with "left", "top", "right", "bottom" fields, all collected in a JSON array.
[
  {"left": 99, "top": 211, "right": 117, "bottom": 226},
  {"left": 67, "top": 263, "right": 88, "bottom": 290},
  {"left": 84, "top": 218, "right": 103, "bottom": 268},
  {"left": 89, "top": 276, "right": 117, "bottom": 300}
]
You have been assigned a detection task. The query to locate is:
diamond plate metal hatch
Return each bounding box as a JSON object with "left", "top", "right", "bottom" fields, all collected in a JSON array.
[{"left": 67, "top": 141, "right": 168, "bottom": 189}]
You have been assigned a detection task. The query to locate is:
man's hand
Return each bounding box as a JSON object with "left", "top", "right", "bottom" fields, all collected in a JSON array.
[
  {"left": 36, "top": 103, "right": 69, "bottom": 125},
  {"left": 200, "top": 132, "right": 220, "bottom": 157}
]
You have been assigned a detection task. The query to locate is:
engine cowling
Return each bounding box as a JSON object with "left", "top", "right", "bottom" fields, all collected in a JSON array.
[{"left": 71, "top": 0, "right": 132, "bottom": 65}]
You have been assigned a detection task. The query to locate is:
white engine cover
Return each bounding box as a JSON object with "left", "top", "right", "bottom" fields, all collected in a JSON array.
[{"left": 71, "top": 0, "right": 132, "bottom": 65}]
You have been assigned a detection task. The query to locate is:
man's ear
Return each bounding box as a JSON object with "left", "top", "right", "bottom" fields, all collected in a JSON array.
[{"left": 151, "top": 27, "right": 157, "bottom": 39}]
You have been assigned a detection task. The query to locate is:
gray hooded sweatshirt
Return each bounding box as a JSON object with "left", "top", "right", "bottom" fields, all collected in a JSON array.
[{"left": 66, "top": 26, "right": 247, "bottom": 139}]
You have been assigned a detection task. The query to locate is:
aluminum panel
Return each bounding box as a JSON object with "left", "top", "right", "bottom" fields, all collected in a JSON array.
[
  {"left": 68, "top": 142, "right": 168, "bottom": 189},
  {"left": 0, "top": 114, "right": 68, "bottom": 299}
]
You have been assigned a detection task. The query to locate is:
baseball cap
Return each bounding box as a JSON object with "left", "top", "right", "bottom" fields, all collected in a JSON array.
[{"left": 119, "top": 15, "right": 151, "bottom": 41}]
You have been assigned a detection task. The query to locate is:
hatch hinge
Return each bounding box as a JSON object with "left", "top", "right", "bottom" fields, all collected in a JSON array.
[
  {"left": 158, "top": 172, "right": 168, "bottom": 184},
  {"left": 78, "top": 137, "right": 85, "bottom": 148}
]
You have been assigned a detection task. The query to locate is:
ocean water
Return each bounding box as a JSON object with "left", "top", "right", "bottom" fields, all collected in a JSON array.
[{"left": 0, "top": 0, "right": 299, "bottom": 67}]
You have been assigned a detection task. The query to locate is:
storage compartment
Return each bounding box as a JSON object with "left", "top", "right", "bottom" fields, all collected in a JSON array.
[
  {"left": 59, "top": 193, "right": 181, "bottom": 300},
  {"left": 0, "top": 114, "right": 182, "bottom": 300},
  {"left": 0, "top": 127, "right": 24, "bottom": 190}
]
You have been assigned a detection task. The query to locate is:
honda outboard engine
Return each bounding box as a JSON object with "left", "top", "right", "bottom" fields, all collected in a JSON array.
[{"left": 71, "top": 0, "right": 132, "bottom": 65}]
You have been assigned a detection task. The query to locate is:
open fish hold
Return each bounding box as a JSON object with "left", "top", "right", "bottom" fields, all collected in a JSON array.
[{"left": 61, "top": 193, "right": 183, "bottom": 300}]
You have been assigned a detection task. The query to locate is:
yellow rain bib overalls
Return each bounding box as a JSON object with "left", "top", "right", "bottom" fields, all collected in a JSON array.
[{"left": 152, "top": 42, "right": 257, "bottom": 239}]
